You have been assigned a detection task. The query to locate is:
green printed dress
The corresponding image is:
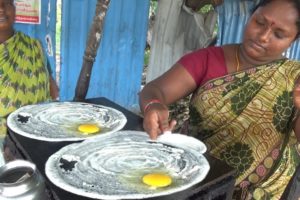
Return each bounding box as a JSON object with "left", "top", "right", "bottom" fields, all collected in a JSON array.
[{"left": 0, "top": 31, "right": 51, "bottom": 143}]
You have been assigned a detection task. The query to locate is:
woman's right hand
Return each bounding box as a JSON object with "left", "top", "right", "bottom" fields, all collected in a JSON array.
[
  {"left": 140, "top": 64, "right": 196, "bottom": 139},
  {"left": 143, "top": 103, "right": 177, "bottom": 140}
]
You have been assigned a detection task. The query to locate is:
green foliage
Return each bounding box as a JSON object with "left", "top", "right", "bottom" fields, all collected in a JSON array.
[
  {"left": 56, "top": 0, "right": 62, "bottom": 54},
  {"left": 200, "top": 4, "right": 213, "bottom": 14},
  {"left": 150, "top": 0, "right": 158, "bottom": 15},
  {"left": 144, "top": 48, "right": 150, "bottom": 66}
]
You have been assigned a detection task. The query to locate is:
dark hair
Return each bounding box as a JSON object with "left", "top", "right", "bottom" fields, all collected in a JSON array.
[{"left": 252, "top": 0, "right": 300, "bottom": 38}]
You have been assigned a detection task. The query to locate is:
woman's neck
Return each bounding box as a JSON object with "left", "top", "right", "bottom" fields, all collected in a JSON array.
[
  {"left": 0, "top": 29, "right": 14, "bottom": 44},
  {"left": 238, "top": 44, "right": 283, "bottom": 69}
]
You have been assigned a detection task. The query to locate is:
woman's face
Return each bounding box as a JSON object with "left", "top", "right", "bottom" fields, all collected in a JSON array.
[
  {"left": 242, "top": 0, "right": 299, "bottom": 62},
  {"left": 0, "top": 0, "right": 15, "bottom": 33}
]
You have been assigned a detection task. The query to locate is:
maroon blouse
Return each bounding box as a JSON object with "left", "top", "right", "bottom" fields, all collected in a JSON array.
[{"left": 177, "top": 46, "right": 228, "bottom": 87}]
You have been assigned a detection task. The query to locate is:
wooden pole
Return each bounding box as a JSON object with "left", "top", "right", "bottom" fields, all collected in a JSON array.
[{"left": 74, "top": 0, "right": 110, "bottom": 101}]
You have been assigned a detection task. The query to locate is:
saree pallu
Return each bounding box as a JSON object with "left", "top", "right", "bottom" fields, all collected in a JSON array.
[
  {"left": 0, "top": 32, "right": 50, "bottom": 142},
  {"left": 187, "top": 60, "right": 300, "bottom": 199}
]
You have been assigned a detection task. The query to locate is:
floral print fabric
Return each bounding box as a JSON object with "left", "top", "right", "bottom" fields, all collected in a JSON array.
[{"left": 187, "top": 60, "right": 300, "bottom": 199}]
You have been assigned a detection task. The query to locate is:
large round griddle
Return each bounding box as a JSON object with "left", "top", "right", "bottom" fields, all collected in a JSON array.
[
  {"left": 7, "top": 102, "right": 127, "bottom": 142},
  {"left": 45, "top": 131, "right": 209, "bottom": 199}
]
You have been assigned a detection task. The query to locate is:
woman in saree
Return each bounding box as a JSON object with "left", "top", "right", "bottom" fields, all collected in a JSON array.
[
  {"left": 139, "top": 0, "right": 300, "bottom": 199},
  {"left": 0, "top": 0, "right": 58, "bottom": 162}
]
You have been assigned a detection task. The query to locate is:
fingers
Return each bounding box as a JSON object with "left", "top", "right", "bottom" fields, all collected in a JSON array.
[
  {"left": 160, "top": 119, "right": 177, "bottom": 132},
  {"left": 158, "top": 109, "right": 173, "bottom": 134},
  {"left": 148, "top": 127, "right": 160, "bottom": 140},
  {"left": 143, "top": 111, "right": 162, "bottom": 140},
  {"left": 146, "top": 117, "right": 176, "bottom": 140},
  {"left": 143, "top": 122, "right": 158, "bottom": 140},
  {"left": 143, "top": 106, "right": 175, "bottom": 140},
  {"left": 169, "top": 119, "right": 177, "bottom": 130},
  {"left": 159, "top": 120, "right": 170, "bottom": 131}
]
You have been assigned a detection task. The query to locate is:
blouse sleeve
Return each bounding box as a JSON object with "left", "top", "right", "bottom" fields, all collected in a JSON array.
[{"left": 177, "top": 46, "right": 228, "bottom": 87}]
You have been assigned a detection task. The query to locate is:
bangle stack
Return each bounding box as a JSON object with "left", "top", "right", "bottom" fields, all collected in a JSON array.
[{"left": 143, "top": 99, "right": 163, "bottom": 113}]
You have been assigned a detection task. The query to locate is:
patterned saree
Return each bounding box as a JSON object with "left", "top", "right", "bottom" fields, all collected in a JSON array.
[
  {"left": 0, "top": 32, "right": 50, "bottom": 143},
  {"left": 187, "top": 60, "right": 300, "bottom": 199}
]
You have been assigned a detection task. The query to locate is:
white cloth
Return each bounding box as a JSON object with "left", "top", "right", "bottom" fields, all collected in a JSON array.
[{"left": 146, "top": 0, "right": 218, "bottom": 82}]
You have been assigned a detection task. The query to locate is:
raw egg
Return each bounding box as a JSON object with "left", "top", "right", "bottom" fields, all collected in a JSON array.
[
  {"left": 77, "top": 124, "right": 100, "bottom": 134},
  {"left": 142, "top": 173, "right": 172, "bottom": 188}
]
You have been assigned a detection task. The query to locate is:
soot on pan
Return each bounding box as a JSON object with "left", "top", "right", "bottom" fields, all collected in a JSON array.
[{"left": 17, "top": 114, "right": 30, "bottom": 123}]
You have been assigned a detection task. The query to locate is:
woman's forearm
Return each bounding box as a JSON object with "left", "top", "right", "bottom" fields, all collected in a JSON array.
[{"left": 139, "top": 83, "right": 167, "bottom": 114}]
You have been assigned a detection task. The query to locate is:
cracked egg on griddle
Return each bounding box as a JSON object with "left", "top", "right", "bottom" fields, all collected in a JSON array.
[
  {"left": 45, "top": 131, "right": 210, "bottom": 199},
  {"left": 7, "top": 102, "right": 127, "bottom": 142}
]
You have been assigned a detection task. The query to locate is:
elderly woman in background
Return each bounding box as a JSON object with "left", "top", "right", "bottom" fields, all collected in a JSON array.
[
  {"left": 0, "top": 0, "right": 58, "bottom": 162},
  {"left": 140, "top": 0, "right": 300, "bottom": 199}
]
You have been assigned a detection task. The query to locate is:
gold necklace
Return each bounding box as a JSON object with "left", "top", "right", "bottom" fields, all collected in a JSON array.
[{"left": 235, "top": 45, "right": 240, "bottom": 72}]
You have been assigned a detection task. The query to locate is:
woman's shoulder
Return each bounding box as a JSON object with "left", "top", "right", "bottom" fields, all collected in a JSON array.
[
  {"left": 15, "top": 31, "right": 41, "bottom": 45},
  {"left": 188, "top": 46, "right": 224, "bottom": 56},
  {"left": 178, "top": 46, "right": 225, "bottom": 65},
  {"left": 285, "top": 59, "right": 300, "bottom": 73},
  {"left": 177, "top": 46, "right": 228, "bottom": 86},
  {"left": 15, "top": 31, "right": 44, "bottom": 55},
  {"left": 286, "top": 59, "right": 300, "bottom": 65}
]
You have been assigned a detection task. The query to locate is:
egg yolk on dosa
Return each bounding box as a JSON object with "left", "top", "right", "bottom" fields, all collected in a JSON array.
[
  {"left": 78, "top": 124, "right": 100, "bottom": 134},
  {"left": 142, "top": 173, "right": 172, "bottom": 188}
]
